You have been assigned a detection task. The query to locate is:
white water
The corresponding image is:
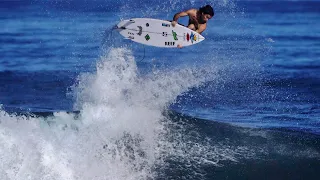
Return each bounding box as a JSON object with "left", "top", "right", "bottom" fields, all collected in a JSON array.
[
  {"left": 1, "top": 46, "right": 305, "bottom": 180},
  {"left": 0, "top": 47, "right": 218, "bottom": 179}
]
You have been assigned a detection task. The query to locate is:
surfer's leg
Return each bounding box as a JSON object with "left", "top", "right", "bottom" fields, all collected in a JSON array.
[{"left": 188, "top": 24, "right": 196, "bottom": 30}]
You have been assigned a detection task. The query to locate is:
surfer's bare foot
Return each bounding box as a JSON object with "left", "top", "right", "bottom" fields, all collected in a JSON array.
[{"left": 177, "top": 44, "right": 183, "bottom": 48}]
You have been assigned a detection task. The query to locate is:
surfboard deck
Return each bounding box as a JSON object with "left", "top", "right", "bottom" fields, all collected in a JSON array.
[{"left": 115, "top": 18, "right": 205, "bottom": 48}]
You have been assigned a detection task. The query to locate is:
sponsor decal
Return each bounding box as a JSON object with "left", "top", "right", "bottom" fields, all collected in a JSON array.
[
  {"left": 146, "top": 23, "right": 149, "bottom": 27},
  {"left": 172, "top": 30, "right": 178, "bottom": 40},
  {"left": 128, "top": 36, "right": 134, "bottom": 39},
  {"left": 189, "top": 32, "right": 198, "bottom": 43},
  {"left": 165, "top": 42, "right": 175, "bottom": 46},
  {"left": 128, "top": 32, "right": 134, "bottom": 35},
  {"left": 162, "top": 23, "right": 170, "bottom": 27},
  {"left": 137, "top": 26, "right": 142, "bottom": 36},
  {"left": 186, "top": 33, "right": 190, "bottom": 41},
  {"left": 190, "top": 32, "right": 194, "bottom": 43},
  {"left": 145, "top": 34, "right": 150, "bottom": 41},
  {"left": 162, "top": 32, "right": 168, "bottom": 37}
]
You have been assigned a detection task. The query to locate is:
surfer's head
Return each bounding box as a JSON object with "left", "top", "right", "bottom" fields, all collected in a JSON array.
[{"left": 199, "top": 5, "right": 214, "bottom": 22}]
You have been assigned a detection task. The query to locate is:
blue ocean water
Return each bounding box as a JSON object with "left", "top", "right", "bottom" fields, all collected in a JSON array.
[{"left": 0, "top": 0, "right": 319, "bottom": 179}]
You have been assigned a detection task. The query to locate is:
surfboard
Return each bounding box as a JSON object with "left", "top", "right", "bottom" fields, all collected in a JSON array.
[{"left": 115, "top": 18, "right": 205, "bottom": 48}]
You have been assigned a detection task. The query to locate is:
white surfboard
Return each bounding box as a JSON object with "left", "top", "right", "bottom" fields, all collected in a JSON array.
[{"left": 115, "top": 18, "right": 205, "bottom": 48}]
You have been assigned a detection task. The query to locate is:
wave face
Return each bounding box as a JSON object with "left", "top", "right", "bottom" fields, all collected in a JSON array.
[
  {"left": 0, "top": 47, "right": 218, "bottom": 179},
  {"left": 1, "top": 48, "right": 319, "bottom": 179}
]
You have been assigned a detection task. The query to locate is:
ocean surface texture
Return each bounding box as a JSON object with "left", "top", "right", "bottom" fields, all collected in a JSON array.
[{"left": 0, "top": 0, "right": 319, "bottom": 179}]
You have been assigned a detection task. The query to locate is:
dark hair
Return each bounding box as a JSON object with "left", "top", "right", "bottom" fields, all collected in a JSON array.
[{"left": 199, "top": 5, "right": 214, "bottom": 17}]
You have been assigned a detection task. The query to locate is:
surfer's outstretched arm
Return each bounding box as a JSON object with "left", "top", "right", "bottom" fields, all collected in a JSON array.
[
  {"left": 172, "top": 9, "right": 195, "bottom": 26},
  {"left": 173, "top": 11, "right": 188, "bottom": 22}
]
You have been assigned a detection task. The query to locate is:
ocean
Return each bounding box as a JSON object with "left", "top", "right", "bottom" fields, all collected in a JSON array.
[{"left": 0, "top": 0, "right": 319, "bottom": 179}]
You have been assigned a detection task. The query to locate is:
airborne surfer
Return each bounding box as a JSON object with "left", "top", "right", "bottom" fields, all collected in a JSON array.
[
  {"left": 115, "top": 5, "right": 214, "bottom": 48},
  {"left": 172, "top": 5, "right": 214, "bottom": 34}
]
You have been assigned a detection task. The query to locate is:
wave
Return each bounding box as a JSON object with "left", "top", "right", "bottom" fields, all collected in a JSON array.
[
  {"left": 5, "top": 45, "right": 297, "bottom": 179},
  {"left": 1, "top": 107, "right": 319, "bottom": 179},
  {"left": 0, "top": 47, "right": 217, "bottom": 179}
]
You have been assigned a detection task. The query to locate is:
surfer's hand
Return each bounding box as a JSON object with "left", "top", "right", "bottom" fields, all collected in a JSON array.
[
  {"left": 171, "top": 21, "right": 177, "bottom": 27},
  {"left": 177, "top": 44, "right": 183, "bottom": 48}
]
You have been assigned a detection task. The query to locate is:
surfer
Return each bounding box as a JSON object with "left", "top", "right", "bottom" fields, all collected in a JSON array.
[
  {"left": 172, "top": 5, "right": 214, "bottom": 48},
  {"left": 172, "top": 5, "right": 214, "bottom": 34}
]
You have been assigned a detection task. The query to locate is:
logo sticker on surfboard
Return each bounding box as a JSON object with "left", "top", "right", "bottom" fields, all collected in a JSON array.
[
  {"left": 162, "top": 32, "right": 168, "bottom": 37},
  {"left": 172, "top": 30, "right": 178, "bottom": 40},
  {"left": 190, "top": 32, "right": 195, "bottom": 43},
  {"left": 162, "top": 23, "right": 170, "bottom": 27},
  {"left": 145, "top": 34, "right": 150, "bottom": 41},
  {"left": 137, "top": 26, "right": 142, "bottom": 36},
  {"left": 186, "top": 33, "right": 190, "bottom": 42},
  {"left": 165, "top": 42, "right": 175, "bottom": 46}
]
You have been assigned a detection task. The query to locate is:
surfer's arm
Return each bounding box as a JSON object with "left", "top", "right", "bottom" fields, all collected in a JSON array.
[
  {"left": 173, "top": 9, "right": 195, "bottom": 22},
  {"left": 173, "top": 11, "right": 187, "bottom": 22}
]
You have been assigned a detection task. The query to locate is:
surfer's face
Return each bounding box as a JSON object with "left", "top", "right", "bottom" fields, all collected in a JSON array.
[{"left": 201, "top": 13, "right": 212, "bottom": 22}]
